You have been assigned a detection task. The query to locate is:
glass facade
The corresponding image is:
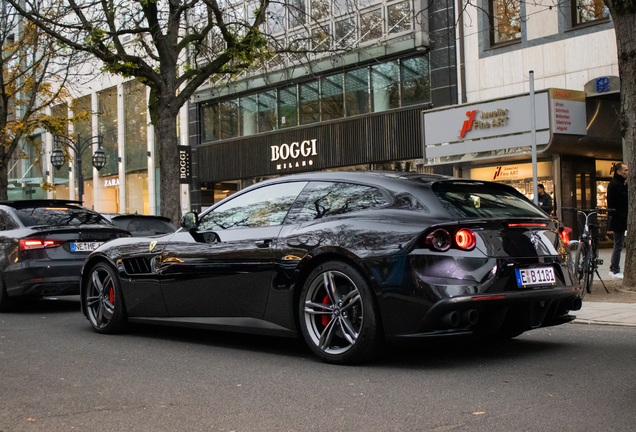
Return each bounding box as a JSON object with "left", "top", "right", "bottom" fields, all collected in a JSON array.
[
  {"left": 124, "top": 80, "right": 148, "bottom": 213},
  {"left": 200, "top": 54, "right": 430, "bottom": 143}
]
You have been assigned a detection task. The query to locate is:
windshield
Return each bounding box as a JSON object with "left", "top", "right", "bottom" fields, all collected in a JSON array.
[
  {"left": 15, "top": 206, "right": 111, "bottom": 227},
  {"left": 433, "top": 182, "right": 548, "bottom": 219}
]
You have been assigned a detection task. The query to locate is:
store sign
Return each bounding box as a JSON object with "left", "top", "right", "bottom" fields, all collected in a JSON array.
[
  {"left": 178, "top": 146, "right": 191, "bottom": 184},
  {"left": 584, "top": 76, "right": 620, "bottom": 96},
  {"left": 424, "top": 92, "right": 550, "bottom": 159},
  {"left": 468, "top": 161, "right": 553, "bottom": 182},
  {"left": 104, "top": 178, "right": 120, "bottom": 187},
  {"left": 271, "top": 139, "right": 317, "bottom": 170},
  {"left": 549, "top": 88, "right": 587, "bottom": 136},
  {"left": 596, "top": 160, "right": 623, "bottom": 178}
]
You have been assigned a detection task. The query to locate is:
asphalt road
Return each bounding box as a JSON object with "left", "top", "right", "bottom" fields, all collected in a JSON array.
[{"left": 1, "top": 297, "right": 635, "bottom": 432}]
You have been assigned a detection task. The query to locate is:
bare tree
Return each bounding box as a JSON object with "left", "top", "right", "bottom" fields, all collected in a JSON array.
[
  {"left": 6, "top": 0, "right": 377, "bottom": 223},
  {"left": 0, "top": 3, "right": 80, "bottom": 200}
]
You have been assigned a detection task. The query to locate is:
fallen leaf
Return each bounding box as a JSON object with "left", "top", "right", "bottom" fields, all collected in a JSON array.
[
  {"left": 27, "top": 418, "right": 36, "bottom": 422},
  {"left": 472, "top": 412, "right": 485, "bottom": 415}
]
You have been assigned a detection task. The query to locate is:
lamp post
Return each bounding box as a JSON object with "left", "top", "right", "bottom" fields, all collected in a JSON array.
[{"left": 50, "top": 134, "right": 106, "bottom": 204}]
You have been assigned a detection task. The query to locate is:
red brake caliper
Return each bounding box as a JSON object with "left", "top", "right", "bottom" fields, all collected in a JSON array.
[
  {"left": 322, "top": 295, "right": 331, "bottom": 327},
  {"left": 108, "top": 284, "right": 115, "bottom": 304}
]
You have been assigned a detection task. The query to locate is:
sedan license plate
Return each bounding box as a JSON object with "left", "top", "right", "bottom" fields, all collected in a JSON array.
[
  {"left": 70, "top": 242, "right": 103, "bottom": 252},
  {"left": 515, "top": 267, "right": 556, "bottom": 288}
]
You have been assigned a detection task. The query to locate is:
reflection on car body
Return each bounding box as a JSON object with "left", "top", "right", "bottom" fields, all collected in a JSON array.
[{"left": 80, "top": 172, "right": 581, "bottom": 364}]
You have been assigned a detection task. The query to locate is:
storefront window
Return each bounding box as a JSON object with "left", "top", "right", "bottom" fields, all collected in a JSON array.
[
  {"left": 300, "top": 81, "right": 320, "bottom": 125},
  {"left": 240, "top": 95, "right": 258, "bottom": 136},
  {"left": 98, "top": 86, "right": 118, "bottom": 177},
  {"left": 220, "top": 100, "right": 239, "bottom": 139},
  {"left": 258, "top": 90, "right": 278, "bottom": 132},
  {"left": 126, "top": 171, "right": 149, "bottom": 214},
  {"left": 99, "top": 174, "right": 120, "bottom": 213},
  {"left": 371, "top": 61, "right": 400, "bottom": 112},
  {"left": 345, "top": 69, "right": 370, "bottom": 117},
  {"left": 401, "top": 56, "right": 430, "bottom": 106},
  {"left": 322, "top": 73, "right": 344, "bottom": 121},
  {"left": 202, "top": 103, "right": 220, "bottom": 142},
  {"left": 278, "top": 86, "right": 298, "bottom": 128}
]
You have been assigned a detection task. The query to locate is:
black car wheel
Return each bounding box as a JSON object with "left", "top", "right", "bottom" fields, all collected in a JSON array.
[
  {"left": 299, "top": 261, "right": 383, "bottom": 364},
  {"left": 85, "top": 262, "right": 127, "bottom": 333}
]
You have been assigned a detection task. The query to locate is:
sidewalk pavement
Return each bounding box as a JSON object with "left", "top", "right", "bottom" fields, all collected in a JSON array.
[{"left": 571, "top": 247, "right": 636, "bottom": 327}]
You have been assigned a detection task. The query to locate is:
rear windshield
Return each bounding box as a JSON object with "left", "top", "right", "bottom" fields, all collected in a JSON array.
[
  {"left": 432, "top": 182, "right": 548, "bottom": 219},
  {"left": 15, "top": 207, "right": 111, "bottom": 227}
]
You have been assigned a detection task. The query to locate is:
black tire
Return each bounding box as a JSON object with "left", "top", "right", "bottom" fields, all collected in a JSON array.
[
  {"left": 84, "top": 262, "right": 128, "bottom": 334},
  {"left": 573, "top": 242, "right": 589, "bottom": 297},
  {"left": 582, "top": 245, "right": 595, "bottom": 294},
  {"left": 0, "top": 274, "right": 12, "bottom": 313},
  {"left": 299, "top": 261, "right": 383, "bottom": 365}
]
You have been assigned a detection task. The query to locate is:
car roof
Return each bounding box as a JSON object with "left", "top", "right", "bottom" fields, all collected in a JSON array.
[{"left": 0, "top": 199, "right": 85, "bottom": 209}]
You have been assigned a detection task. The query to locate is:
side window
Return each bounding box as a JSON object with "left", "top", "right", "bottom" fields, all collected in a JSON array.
[
  {"left": 292, "top": 182, "right": 388, "bottom": 223},
  {"left": 0, "top": 210, "right": 16, "bottom": 231},
  {"left": 199, "top": 182, "right": 307, "bottom": 230}
]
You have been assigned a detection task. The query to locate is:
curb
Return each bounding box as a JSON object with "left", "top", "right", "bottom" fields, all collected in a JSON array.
[
  {"left": 572, "top": 320, "right": 636, "bottom": 327},
  {"left": 615, "top": 287, "right": 636, "bottom": 294}
]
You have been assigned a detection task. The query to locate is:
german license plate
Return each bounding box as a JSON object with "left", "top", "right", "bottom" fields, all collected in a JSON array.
[
  {"left": 70, "top": 242, "right": 103, "bottom": 252},
  {"left": 515, "top": 267, "right": 556, "bottom": 288}
]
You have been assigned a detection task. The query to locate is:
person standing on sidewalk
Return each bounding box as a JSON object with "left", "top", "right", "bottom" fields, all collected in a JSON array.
[
  {"left": 607, "top": 163, "right": 629, "bottom": 279},
  {"left": 537, "top": 184, "right": 553, "bottom": 215}
]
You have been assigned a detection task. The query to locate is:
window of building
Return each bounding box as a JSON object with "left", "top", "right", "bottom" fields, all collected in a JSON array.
[
  {"left": 360, "top": 8, "right": 383, "bottom": 42},
  {"left": 267, "top": 2, "right": 285, "bottom": 33},
  {"left": 278, "top": 86, "right": 298, "bottom": 128},
  {"left": 371, "top": 61, "right": 400, "bottom": 112},
  {"left": 258, "top": 90, "right": 278, "bottom": 132},
  {"left": 311, "top": 0, "right": 330, "bottom": 20},
  {"left": 489, "top": 0, "right": 521, "bottom": 45},
  {"left": 335, "top": 16, "right": 356, "bottom": 48},
  {"left": 387, "top": 0, "right": 412, "bottom": 33},
  {"left": 322, "top": 73, "right": 345, "bottom": 121},
  {"left": 287, "top": 0, "right": 307, "bottom": 28},
  {"left": 572, "top": 0, "right": 609, "bottom": 25},
  {"left": 199, "top": 55, "right": 430, "bottom": 143},
  {"left": 345, "top": 69, "right": 370, "bottom": 116},
  {"left": 98, "top": 87, "right": 118, "bottom": 178},
  {"left": 300, "top": 81, "right": 321, "bottom": 125}
]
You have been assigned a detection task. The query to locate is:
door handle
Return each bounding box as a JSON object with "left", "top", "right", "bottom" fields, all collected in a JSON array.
[{"left": 255, "top": 239, "right": 272, "bottom": 248}]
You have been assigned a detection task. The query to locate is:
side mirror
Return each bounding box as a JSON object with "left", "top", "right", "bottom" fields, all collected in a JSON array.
[{"left": 180, "top": 212, "right": 198, "bottom": 230}]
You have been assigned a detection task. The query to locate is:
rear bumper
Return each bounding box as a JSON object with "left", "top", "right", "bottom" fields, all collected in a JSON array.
[
  {"left": 4, "top": 259, "right": 84, "bottom": 297},
  {"left": 390, "top": 285, "right": 581, "bottom": 340}
]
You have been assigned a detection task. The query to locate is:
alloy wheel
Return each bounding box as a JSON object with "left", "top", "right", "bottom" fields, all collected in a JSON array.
[{"left": 86, "top": 267, "right": 116, "bottom": 329}]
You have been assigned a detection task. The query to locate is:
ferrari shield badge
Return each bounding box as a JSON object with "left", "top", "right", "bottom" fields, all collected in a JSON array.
[{"left": 149, "top": 241, "right": 157, "bottom": 252}]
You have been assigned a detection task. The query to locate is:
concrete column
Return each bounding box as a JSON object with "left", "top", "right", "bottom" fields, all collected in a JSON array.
[
  {"left": 118, "top": 84, "right": 126, "bottom": 212},
  {"left": 68, "top": 105, "right": 75, "bottom": 201},
  {"left": 92, "top": 92, "right": 99, "bottom": 212},
  {"left": 147, "top": 86, "right": 156, "bottom": 215},
  {"left": 45, "top": 107, "right": 54, "bottom": 199}
]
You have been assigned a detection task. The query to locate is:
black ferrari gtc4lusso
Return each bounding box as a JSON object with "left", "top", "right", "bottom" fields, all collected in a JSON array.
[{"left": 80, "top": 172, "right": 580, "bottom": 364}]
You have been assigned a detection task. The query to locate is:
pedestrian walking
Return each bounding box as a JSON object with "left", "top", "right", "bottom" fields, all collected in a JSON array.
[
  {"left": 537, "top": 184, "right": 553, "bottom": 215},
  {"left": 607, "top": 163, "right": 628, "bottom": 279}
]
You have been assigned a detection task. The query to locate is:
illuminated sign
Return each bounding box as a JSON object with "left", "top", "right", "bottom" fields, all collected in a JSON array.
[
  {"left": 271, "top": 139, "right": 317, "bottom": 170},
  {"left": 104, "top": 178, "right": 120, "bottom": 187},
  {"left": 178, "top": 146, "right": 191, "bottom": 184}
]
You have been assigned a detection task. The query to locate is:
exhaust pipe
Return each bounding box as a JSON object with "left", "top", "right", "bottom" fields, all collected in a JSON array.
[
  {"left": 461, "top": 309, "right": 479, "bottom": 326},
  {"left": 441, "top": 311, "right": 460, "bottom": 328},
  {"left": 569, "top": 297, "right": 583, "bottom": 311}
]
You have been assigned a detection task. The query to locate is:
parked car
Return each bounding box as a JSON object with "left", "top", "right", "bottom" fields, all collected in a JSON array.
[
  {"left": 80, "top": 172, "right": 580, "bottom": 364},
  {"left": 101, "top": 214, "right": 177, "bottom": 237},
  {"left": 0, "top": 200, "right": 130, "bottom": 311}
]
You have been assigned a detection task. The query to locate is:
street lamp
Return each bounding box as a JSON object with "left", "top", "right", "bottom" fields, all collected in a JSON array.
[{"left": 50, "top": 134, "right": 106, "bottom": 204}]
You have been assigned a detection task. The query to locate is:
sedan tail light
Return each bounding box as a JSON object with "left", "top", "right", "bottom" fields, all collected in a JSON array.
[{"left": 19, "top": 239, "right": 65, "bottom": 251}]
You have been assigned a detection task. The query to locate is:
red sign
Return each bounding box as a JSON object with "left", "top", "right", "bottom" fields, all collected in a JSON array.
[{"left": 459, "top": 110, "right": 477, "bottom": 138}]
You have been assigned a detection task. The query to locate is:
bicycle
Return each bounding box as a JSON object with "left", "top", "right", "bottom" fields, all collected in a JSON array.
[{"left": 562, "top": 207, "right": 612, "bottom": 296}]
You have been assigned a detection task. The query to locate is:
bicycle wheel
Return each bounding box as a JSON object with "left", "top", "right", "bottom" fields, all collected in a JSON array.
[
  {"left": 582, "top": 244, "right": 595, "bottom": 294},
  {"left": 573, "top": 241, "right": 587, "bottom": 281}
]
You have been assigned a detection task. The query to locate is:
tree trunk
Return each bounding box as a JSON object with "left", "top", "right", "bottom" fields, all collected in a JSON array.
[
  {"left": 0, "top": 159, "right": 8, "bottom": 201},
  {"left": 608, "top": 6, "right": 636, "bottom": 289},
  {"left": 155, "top": 110, "right": 182, "bottom": 226}
]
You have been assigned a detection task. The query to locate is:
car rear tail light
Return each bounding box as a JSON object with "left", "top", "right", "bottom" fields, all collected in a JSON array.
[
  {"left": 425, "top": 229, "right": 452, "bottom": 252},
  {"left": 558, "top": 227, "right": 570, "bottom": 246},
  {"left": 455, "top": 229, "right": 476, "bottom": 250},
  {"left": 45, "top": 207, "right": 68, "bottom": 210},
  {"left": 19, "top": 239, "right": 65, "bottom": 251}
]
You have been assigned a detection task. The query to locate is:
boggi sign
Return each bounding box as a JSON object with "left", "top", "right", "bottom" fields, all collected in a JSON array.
[{"left": 271, "top": 139, "right": 318, "bottom": 170}]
